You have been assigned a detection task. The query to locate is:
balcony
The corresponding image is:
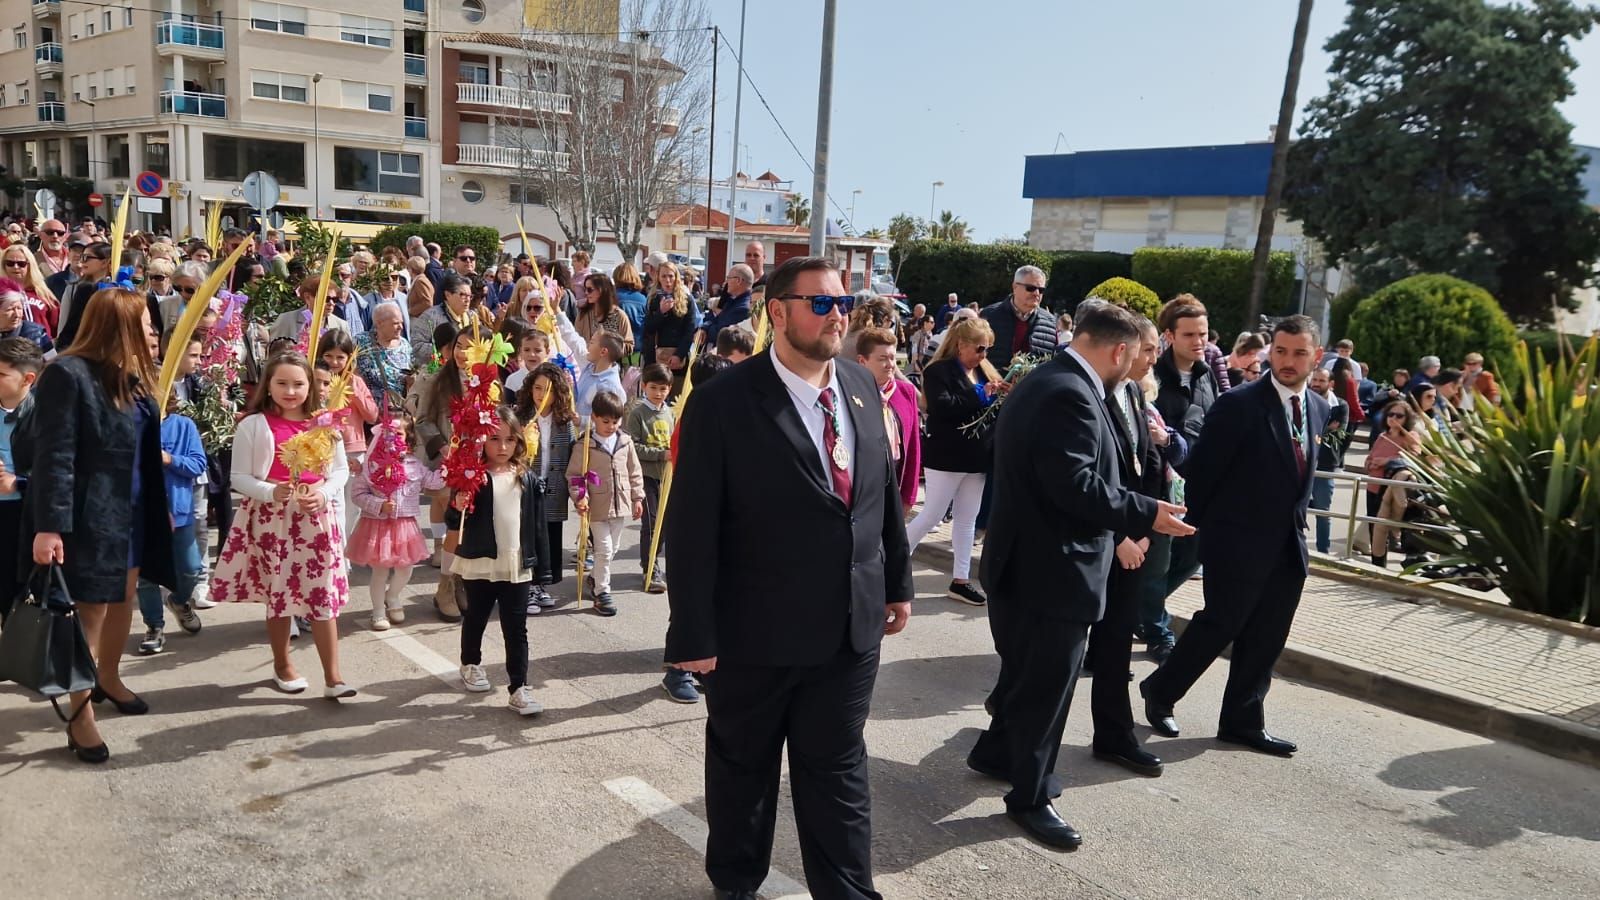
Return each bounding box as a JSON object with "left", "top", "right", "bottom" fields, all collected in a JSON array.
[
  {"left": 160, "top": 89, "right": 226, "bottom": 118},
  {"left": 32, "top": 0, "right": 61, "bottom": 19},
  {"left": 404, "top": 53, "right": 426, "bottom": 80},
  {"left": 36, "top": 101, "right": 65, "bottom": 123},
  {"left": 658, "top": 105, "right": 681, "bottom": 127},
  {"left": 156, "top": 21, "right": 226, "bottom": 59},
  {"left": 405, "top": 116, "right": 427, "bottom": 139},
  {"left": 34, "top": 42, "right": 62, "bottom": 76},
  {"left": 403, "top": 0, "right": 426, "bottom": 21},
  {"left": 457, "top": 82, "right": 570, "bottom": 115},
  {"left": 456, "top": 143, "right": 569, "bottom": 171}
]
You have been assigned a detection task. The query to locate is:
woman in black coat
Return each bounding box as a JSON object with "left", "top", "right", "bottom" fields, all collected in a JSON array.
[
  {"left": 17, "top": 287, "right": 175, "bottom": 764},
  {"left": 900, "top": 316, "right": 1006, "bottom": 606}
]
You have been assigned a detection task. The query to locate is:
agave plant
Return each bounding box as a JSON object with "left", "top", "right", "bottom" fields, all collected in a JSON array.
[{"left": 1411, "top": 338, "right": 1600, "bottom": 625}]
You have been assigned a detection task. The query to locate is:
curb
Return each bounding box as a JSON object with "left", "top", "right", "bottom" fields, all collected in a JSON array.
[{"left": 911, "top": 541, "right": 1600, "bottom": 770}]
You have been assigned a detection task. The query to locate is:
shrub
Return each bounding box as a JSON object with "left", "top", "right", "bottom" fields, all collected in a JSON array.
[
  {"left": 1130, "top": 247, "right": 1296, "bottom": 337},
  {"left": 370, "top": 223, "right": 505, "bottom": 275},
  {"left": 1514, "top": 329, "right": 1585, "bottom": 364},
  {"left": 893, "top": 241, "right": 1052, "bottom": 310},
  {"left": 1414, "top": 338, "right": 1600, "bottom": 625},
  {"left": 1345, "top": 274, "right": 1517, "bottom": 377},
  {"left": 1084, "top": 277, "right": 1161, "bottom": 321},
  {"left": 1043, "top": 251, "right": 1132, "bottom": 310},
  {"left": 1327, "top": 286, "right": 1364, "bottom": 343}
]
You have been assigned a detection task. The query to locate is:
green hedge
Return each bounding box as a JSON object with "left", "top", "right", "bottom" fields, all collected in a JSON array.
[
  {"left": 1085, "top": 277, "right": 1161, "bottom": 321},
  {"left": 1042, "top": 251, "right": 1133, "bottom": 310},
  {"left": 370, "top": 223, "right": 505, "bottom": 275},
  {"left": 1346, "top": 274, "right": 1518, "bottom": 377},
  {"left": 891, "top": 241, "right": 1131, "bottom": 313},
  {"left": 1515, "top": 329, "right": 1587, "bottom": 363},
  {"left": 1130, "top": 247, "right": 1296, "bottom": 337}
]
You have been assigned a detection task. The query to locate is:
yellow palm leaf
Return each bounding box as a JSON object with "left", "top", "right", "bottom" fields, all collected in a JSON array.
[
  {"left": 108, "top": 187, "right": 132, "bottom": 272},
  {"left": 303, "top": 225, "right": 341, "bottom": 362},
  {"left": 156, "top": 239, "right": 253, "bottom": 416}
]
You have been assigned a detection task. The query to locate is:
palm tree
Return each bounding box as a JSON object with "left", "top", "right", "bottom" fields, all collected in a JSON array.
[
  {"left": 929, "top": 210, "right": 970, "bottom": 242},
  {"left": 861, "top": 227, "right": 886, "bottom": 240},
  {"left": 887, "top": 213, "right": 924, "bottom": 246},
  {"left": 786, "top": 195, "right": 811, "bottom": 227}
]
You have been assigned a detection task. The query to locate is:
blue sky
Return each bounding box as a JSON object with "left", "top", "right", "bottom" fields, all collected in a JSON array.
[{"left": 700, "top": 0, "right": 1600, "bottom": 240}]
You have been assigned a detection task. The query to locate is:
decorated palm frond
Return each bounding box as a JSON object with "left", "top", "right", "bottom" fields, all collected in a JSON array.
[{"left": 958, "top": 352, "right": 1050, "bottom": 438}]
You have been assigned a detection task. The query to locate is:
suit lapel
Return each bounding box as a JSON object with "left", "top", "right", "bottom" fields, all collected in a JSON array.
[
  {"left": 1261, "top": 378, "right": 1307, "bottom": 486},
  {"left": 1104, "top": 386, "right": 1137, "bottom": 480},
  {"left": 1061, "top": 352, "right": 1123, "bottom": 473},
  {"left": 838, "top": 365, "right": 876, "bottom": 509},
  {"left": 755, "top": 353, "right": 838, "bottom": 502}
]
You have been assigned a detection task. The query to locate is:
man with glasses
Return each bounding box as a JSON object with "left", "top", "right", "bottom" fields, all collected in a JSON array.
[
  {"left": 411, "top": 272, "right": 476, "bottom": 365},
  {"left": 743, "top": 240, "right": 768, "bottom": 303},
  {"left": 331, "top": 263, "right": 370, "bottom": 335},
  {"left": 35, "top": 219, "right": 70, "bottom": 276},
  {"left": 666, "top": 256, "right": 912, "bottom": 900},
  {"left": 698, "top": 263, "right": 754, "bottom": 351},
  {"left": 980, "top": 266, "right": 1057, "bottom": 371},
  {"left": 269, "top": 276, "right": 350, "bottom": 345},
  {"left": 450, "top": 245, "right": 478, "bottom": 279}
]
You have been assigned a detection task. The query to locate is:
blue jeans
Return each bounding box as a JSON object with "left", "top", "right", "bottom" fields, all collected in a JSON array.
[
  {"left": 1310, "top": 473, "right": 1335, "bottom": 554},
  {"left": 137, "top": 522, "right": 203, "bottom": 630}
]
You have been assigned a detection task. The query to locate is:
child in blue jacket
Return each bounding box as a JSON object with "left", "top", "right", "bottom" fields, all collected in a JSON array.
[{"left": 134, "top": 403, "right": 209, "bottom": 655}]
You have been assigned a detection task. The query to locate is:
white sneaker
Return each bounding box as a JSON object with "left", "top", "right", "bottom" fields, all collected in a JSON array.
[
  {"left": 370, "top": 614, "right": 390, "bottom": 632},
  {"left": 509, "top": 686, "right": 543, "bottom": 716},
  {"left": 460, "top": 664, "right": 492, "bottom": 693},
  {"left": 190, "top": 582, "right": 217, "bottom": 610}
]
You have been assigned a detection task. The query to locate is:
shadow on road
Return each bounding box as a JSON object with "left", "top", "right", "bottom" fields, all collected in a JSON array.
[{"left": 1378, "top": 745, "right": 1600, "bottom": 847}]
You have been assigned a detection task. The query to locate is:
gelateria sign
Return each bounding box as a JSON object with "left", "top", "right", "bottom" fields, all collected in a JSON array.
[{"left": 356, "top": 196, "right": 413, "bottom": 210}]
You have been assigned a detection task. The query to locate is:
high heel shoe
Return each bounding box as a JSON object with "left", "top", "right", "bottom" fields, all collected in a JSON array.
[
  {"left": 91, "top": 685, "right": 149, "bottom": 716},
  {"left": 65, "top": 704, "right": 110, "bottom": 764}
]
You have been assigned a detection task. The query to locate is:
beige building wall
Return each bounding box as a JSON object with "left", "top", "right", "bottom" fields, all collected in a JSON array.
[{"left": 1030, "top": 195, "right": 1304, "bottom": 253}]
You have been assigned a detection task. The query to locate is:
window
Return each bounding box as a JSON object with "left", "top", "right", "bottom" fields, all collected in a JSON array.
[
  {"left": 86, "top": 18, "right": 95, "bottom": 37},
  {"left": 142, "top": 133, "right": 170, "bottom": 178},
  {"left": 461, "top": 180, "right": 484, "bottom": 204},
  {"left": 250, "top": 2, "right": 307, "bottom": 36},
  {"left": 204, "top": 134, "right": 307, "bottom": 186},
  {"left": 70, "top": 138, "right": 88, "bottom": 178},
  {"left": 106, "top": 135, "right": 130, "bottom": 178},
  {"left": 124, "top": 7, "right": 134, "bottom": 28},
  {"left": 103, "top": 67, "right": 121, "bottom": 97},
  {"left": 68, "top": 15, "right": 79, "bottom": 40},
  {"left": 341, "top": 81, "right": 393, "bottom": 113},
  {"left": 15, "top": 83, "right": 27, "bottom": 106},
  {"left": 125, "top": 66, "right": 136, "bottom": 95},
  {"left": 509, "top": 182, "right": 544, "bottom": 206},
  {"left": 70, "top": 75, "right": 81, "bottom": 101},
  {"left": 251, "top": 70, "right": 309, "bottom": 103},
  {"left": 13, "top": 28, "right": 25, "bottom": 51},
  {"left": 461, "top": 0, "right": 486, "bottom": 24},
  {"left": 86, "top": 72, "right": 99, "bottom": 99},
  {"left": 103, "top": 12, "right": 113, "bottom": 33},
  {"left": 334, "top": 147, "right": 422, "bottom": 196},
  {"left": 340, "top": 15, "right": 393, "bottom": 48},
  {"left": 605, "top": 76, "right": 625, "bottom": 102},
  {"left": 459, "top": 62, "right": 490, "bottom": 85}
]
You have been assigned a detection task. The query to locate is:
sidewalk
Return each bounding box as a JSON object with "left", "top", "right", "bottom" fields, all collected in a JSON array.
[{"left": 909, "top": 523, "right": 1600, "bottom": 768}]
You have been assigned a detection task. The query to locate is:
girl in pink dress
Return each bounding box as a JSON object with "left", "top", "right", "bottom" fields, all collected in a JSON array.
[
  {"left": 348, "top": 414, "right": 442, "bottom": 630},
  {"left": 211, "top": 351, "right": 356, "bottom": 699}
]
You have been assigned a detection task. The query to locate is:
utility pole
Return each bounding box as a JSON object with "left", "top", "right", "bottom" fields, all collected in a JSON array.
[
  {"left": 1246, "top": 0, "right": 1315, "bottom": 328},
  {"left": 725, "top": 0, "right": 746, "bottom": 269},
  {"left": 808, "top": 0, "right": 837, "bottom": 255},
  {"left": 706, "top": 25, "right": 717, "bottom": 249}
]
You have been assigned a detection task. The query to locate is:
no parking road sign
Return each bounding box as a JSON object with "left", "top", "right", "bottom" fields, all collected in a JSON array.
[{"left": 135, "top": 171, "right": 165, "bottom": 197}]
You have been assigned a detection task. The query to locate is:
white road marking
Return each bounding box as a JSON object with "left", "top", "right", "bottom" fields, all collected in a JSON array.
[
  {"left": 371, "top": 628, "right": 459, "bottom": 685},
  {"left": 603, "top": 776, "right": 812, "bottom": 900}
]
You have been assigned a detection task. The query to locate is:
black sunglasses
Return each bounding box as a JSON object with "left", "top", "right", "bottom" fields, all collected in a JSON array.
[
  {"left": 43, "top": 229, "right": 66, "bottom": 237},
  {"left": 973, "top": 345, "right": 991, "bottom": 355},
  {"left": 2, "top": 260, "right": 27, "bottom": 268},
  {"left": 457, "top": 255, "right": 476, "bottom": 262},
  {"left": 178, "top": 285, "right": 199, "bottom": 295},
  {"left": 1015, "top": 283, "right": 1044, "bottom": 294},
  {"left": 777, "top": 293, "right": 854, "bottom": 316}
]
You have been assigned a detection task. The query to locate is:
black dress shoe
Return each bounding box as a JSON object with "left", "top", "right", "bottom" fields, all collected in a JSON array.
[
  {"left": 1092, "top": 745, "right": 1163, "bottom": 777},
  {"left": 1138, "top": 679, "right": 1179, "bottom": 737},
  {"left": 712, "top": 889, "right": 757, "bottom": 900},
  {"left": 966, "top": 753, "right": 1064, "bottom": 798},
  {"left": 1006, "top": 803, "right": 1083, "bottom": 850},
  {"left": 1217, "top": 729, "right": 1297, "bottom": 757},
  {"left": 91, "top": 685, "right": 149, "bottom": 716}
]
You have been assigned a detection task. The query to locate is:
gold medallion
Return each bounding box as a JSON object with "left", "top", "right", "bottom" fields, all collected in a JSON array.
[{"left": 831, "top": 438, "right": 850, "bottom": 470}]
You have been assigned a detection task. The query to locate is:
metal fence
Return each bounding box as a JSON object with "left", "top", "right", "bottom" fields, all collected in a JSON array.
[{"left": 1308, "top": 469, "right": 1462, "bottom": 560}]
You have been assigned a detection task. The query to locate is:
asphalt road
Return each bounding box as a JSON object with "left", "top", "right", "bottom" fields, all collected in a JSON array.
[{"left": 2, "top": 526, "right": 1596, "bottom": 899}]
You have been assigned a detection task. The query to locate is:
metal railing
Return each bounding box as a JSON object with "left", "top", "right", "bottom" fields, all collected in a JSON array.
[
  {"left": 157, "top": 20, "right": 225, "bottom": 51},
  {"left": 404, "top": 116, "right": 427, "bottom": 139},
  {"left": 1309, "top": 469, "right": 1462, "bottom": 561},
  {"left": 456, "top": 82, "right": 571, "bottom": 114},
  {"left": 160, "top": 89, "right": 226, "bottom": 118},
  {"left": 404, "top": 53, "right": 426, "bottom": 78},
  {"left": 36, "top": 101, "right": 65, "bottom": 123},
  {"left": 34, "top": 41, "right": 62, "bottom": 66}
]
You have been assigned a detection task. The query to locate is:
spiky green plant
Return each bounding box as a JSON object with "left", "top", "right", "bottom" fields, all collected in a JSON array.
[{"left": 1411, "top": 338, "right": 1600, "bottom": 625}]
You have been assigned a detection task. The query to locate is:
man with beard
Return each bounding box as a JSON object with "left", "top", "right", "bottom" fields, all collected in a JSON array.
[
  {"left": 666, "top": 256, "right": 913, "bottom": 899},
  {"left": 1141, "top": 315, "right": 1328, "bottom": 758}
]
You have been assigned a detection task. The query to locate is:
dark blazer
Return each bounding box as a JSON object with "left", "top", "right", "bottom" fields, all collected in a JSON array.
[
  {"left": 919, "top": 357, "right": 993, "bottom": 473},
  {"left": 664, "top": 351, "right": 913, "bottom": 667},
  {"left": 1184, "top": 375, "right": 1330, "bottom": 576},
  {"left": 980, "top": 351, "right": 1159, "bottom": 623},
  {"left": 54, "top": 281, "right": 99, "bottom": 352},
  {"left": 1105, "top": 381, "right": 1168, "bottom": 537},
  {"left": 15, "top": 356, "right": 176, "bottom": 599},
  {"left": 1152, "top": 347, "right": 1221, "bottom": 466},
  {"left": 447, "top": 470, "right": 551, "bottom": 575}
]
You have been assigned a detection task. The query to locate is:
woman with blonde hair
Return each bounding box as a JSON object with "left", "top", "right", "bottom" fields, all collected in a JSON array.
[
  {"left": 1, "top": 243, "right": 60, "bottom": 335},
  {"left": 641, "top": 261, "right": 699, "bottom": 380},
  {"left": 903, "top": 316, "right": 1006, "bottom": 606}
]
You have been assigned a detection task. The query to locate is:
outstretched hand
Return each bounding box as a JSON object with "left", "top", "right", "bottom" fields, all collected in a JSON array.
[{"left": 1153, "top": 501, "right": 1195, "bottom": 537}]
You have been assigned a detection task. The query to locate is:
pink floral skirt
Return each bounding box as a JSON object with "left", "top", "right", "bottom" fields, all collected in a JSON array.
[
  {"left": 211, "top": 497, "right": 350, "bottom": 620},
  {"left": 346, "top": 515, "right": 429, "bottom": 569}
]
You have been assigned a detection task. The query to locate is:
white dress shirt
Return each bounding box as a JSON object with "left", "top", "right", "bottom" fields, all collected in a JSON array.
[
  {"left": 772, "top": 351, "right": 857, "bottom": 487},
  {"left": 1064, "top": 346, "right": 1106, "bottom": 400}
]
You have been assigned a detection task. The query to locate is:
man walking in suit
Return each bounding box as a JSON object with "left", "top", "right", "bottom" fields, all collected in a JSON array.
[
  {"left": 968, "top": 300, "right": 1193, "bottom": 850},
  {"left": 665, "top": 256, "right": 913, "bottom": 900},
  {"left": 1141, "top": 315, "right": 1329, "bottom": 757}
]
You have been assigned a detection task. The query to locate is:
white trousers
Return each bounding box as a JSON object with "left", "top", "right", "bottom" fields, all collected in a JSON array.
[
  {"left": 588, "top": 519, "right": 628, "bottom": 594},
  {"left": 904, "top": 469, "right": 986, "bottom": 580}
]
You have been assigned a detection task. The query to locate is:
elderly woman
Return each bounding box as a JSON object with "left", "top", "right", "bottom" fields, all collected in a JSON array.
[
  {"left": 2, "top": 244, "right": 60, "bottom": 336},
  {"left": 357, "top": 302, "right": 414, "bottom": 412}
]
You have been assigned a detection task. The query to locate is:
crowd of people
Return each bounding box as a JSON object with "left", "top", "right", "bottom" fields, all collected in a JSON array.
[{"left": 0, "top": 216, "right": 1505, "bottom": 897}]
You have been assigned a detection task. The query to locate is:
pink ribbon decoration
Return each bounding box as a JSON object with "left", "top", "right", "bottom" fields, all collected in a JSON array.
[{"left": 569, "top": 470, "right": 600, "bottom": 501}]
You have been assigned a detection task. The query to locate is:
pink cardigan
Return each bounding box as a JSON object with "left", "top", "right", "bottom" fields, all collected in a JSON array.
[
  {"left": 884, "top": 377, "right": 922, "bottom": 511},
  {"left": 338, "top": 376, "right": 380, "bottom": 455},
  {"left": 351, "top": 455, "right": 444, "bottom": 521}
]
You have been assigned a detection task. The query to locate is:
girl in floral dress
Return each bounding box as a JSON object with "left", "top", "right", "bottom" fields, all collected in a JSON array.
[{"left": 211, "top": 351, "right": 356, "bottom": 700}]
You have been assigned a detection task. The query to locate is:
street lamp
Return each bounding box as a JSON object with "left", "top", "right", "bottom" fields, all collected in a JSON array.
[
  {"left": 849, "top": 188, "right": 861, "bottom": 233},
  {"left": 312, "top": 72, "right": 323, "bottom": 221},
  {"left": 81, "top": 97, "right": 97, "bottom": 186},
  {"left": 930, "top": 180, "right": 943, "bottom": 223}
]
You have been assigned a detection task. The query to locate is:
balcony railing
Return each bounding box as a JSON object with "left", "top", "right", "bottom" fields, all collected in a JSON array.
[
  {"left": 457, "top": 82, "right": 570, "bottom": 114},
  {"left": 404, "top": 53, "right": 425, "bottom": 78},
  {"left": 32, "top": 0, "right": 61, "bottom": 18},
  {"left": 658, "top": 105, "right": 681, "bottom": 127},
  {"left": 160, "top": 89, "right": 226, "bottom": 118},
  {"left": 403, "top": 0, "right": 426, "bottom": 17},
  {"left": 36, "top": 101, "right": 65, "bottom": 123},
  {"left": 34, "top": 42, "right": 62, "bottom": 67},
  {"left": 456, "top": 143, "right": 569, "bottom": 171},
  {"left": 157, "top": 20, "right": 226, "bottom": 52},
  {"left": 405, "top": 116, "right": 427, "bottom": 139}
]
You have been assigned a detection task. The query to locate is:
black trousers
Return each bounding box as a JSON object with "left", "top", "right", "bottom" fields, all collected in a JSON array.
[
  {"left": 704, "top": 643, "right": 882, "bottom": 900},
  {"left": 459, "top": 579, "right": 531, "bottom": 691},
  {"left": 1084, "top": 565, "right": 1140, "bottom": 752},
  {"left": 638, "top": 476, "right": 665, "bottom": 576},
  {"left": 0, "top": 501, "right": 21, "bottom": 624},
  {"left": 1142, "top": 553, "right": 1305, "bottom": 733},
  {"left": 971, "top": 583, "right": 1089, "bottom": 811},
  {"left": 543, "top": 520, "right": 564, "bottom": 585}
]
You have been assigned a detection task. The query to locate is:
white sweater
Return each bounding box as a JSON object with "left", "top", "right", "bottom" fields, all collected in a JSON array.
[{"left": 231, "top": 413, "right": 349, "bottom": 503}]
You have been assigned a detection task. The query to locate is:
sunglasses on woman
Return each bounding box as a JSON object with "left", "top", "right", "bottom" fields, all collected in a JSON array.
[
  {"left": 776, "top": 294, "right": 854, "bottom": 316},
  {"left": 3, "top": 259, "right": 27, "bottom": 269}
]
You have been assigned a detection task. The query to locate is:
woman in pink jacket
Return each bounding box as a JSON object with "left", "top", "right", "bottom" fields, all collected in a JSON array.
[{"left": 855, "top": 327, "right": 923, "bottom": 513}]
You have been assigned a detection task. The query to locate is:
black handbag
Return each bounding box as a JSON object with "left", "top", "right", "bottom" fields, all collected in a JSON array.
[{"left": 0, "top": 565, "right": 98, "bottom": 720}]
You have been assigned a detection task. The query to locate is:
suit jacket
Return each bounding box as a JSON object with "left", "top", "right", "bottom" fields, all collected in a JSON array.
[
  {"left": 1184, "top": 376, "right": 1330, "bottom": 576},
  {"left": 664, "top": 351, "right": 913, "bottom": 667},
  {"left": 980, "top": 351, "right": 1158, "bottom": 624}
]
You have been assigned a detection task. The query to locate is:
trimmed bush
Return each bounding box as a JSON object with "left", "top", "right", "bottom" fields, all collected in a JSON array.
[
  {"left": 1084, "top": 277, "right": 1161, "bottom": 321},
  {"left": 1515, "top": 329, "right": 1586, "bottom": 364},
  {"left": 1346, "top": 274, "right": 1517, "bottom": 377},
  {"left": 893, "top": 241, "right": 1053, "bottom": 310},
  {"left": 370, "top": 223, "right": 505, "bottom": 274},
  {"left": 1130, "top": 247, "right": 1296, "bottom": 337},
  {"left": 1043, "top": 251, "right": 1132, "bottom": 310},
  {"left": 1327, "top": 286, "right": 1364, "bottom": 343}
]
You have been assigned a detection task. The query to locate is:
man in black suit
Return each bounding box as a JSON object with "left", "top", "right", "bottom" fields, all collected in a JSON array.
[
  {"left": 968, "top": 300, "right": 1193, "bottom": 850},
  {"left": 665, "top": 256, "right": 913, "bottom": 900},
  {"left": 1141, "top": 315, "right": 1329, "bottom": 758}
]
